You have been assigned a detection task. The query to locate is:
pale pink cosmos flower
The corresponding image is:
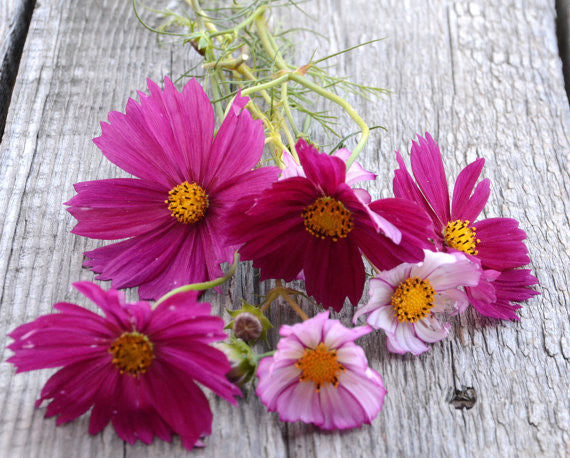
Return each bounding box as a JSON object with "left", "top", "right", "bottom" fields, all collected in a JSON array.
[
  {"left": 256, "top": 311, "right": 386, "bottom": 430},
  {"left": 353, "top": 250, "right": 481, "bottom": 355}
]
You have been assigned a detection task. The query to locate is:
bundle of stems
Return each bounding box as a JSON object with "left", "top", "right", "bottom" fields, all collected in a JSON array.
[{"left": 134, "top": 0, "right": 387, "bottom": 168}]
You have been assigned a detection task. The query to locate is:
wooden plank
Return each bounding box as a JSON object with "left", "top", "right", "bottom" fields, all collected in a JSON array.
[{"left": 0, "top": 0, "right": 568, "bottom": 457}]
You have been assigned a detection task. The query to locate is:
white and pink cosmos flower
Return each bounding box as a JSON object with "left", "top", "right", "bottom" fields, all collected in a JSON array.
[
  {"left": 353, "top": 250, "right": 481, "bottom": 355},
  {"left": 256, "top": 311, "right": 386, "bottom": 430}
]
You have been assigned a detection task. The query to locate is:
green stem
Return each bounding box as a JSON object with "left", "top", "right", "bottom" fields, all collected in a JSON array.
[
  {"left": 209, "top": 6, "right": 267, "bottom": 38},
  {"left": 290, "top": 73, "right": 369, "bottom": 166},
  {"left": 210, "top": 70, "right": 226, "bottom": 120},
  {"left": 237, "top": 65, "right": 273, "bottom": 105},
  {"left": 241, "top": 72, "right": 291, "bottom": 97},
  {"left": 154, "top": 252, "right": 240, "bottom": 306},
  {"left": 280, "top": 83, "right": 298, "bottom": 162},
  {"left": 254, "top": 14, "right": 289, "bottom": 72},
  {"left": 254, "top": 351, "right": 276, "bottom": 362},
  {"left": 187, "top": 0, "right": 205, "bottom": 30},
  {"left": 254, "top": 12, "right": 369, "bottom": 166}
]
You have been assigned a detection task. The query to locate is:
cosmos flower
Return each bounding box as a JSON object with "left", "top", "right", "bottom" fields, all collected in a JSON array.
[
  {"left": 353, "top": 250, "right": 481, "bottom": 355},
  {"left": 256, "top": 311, "right": 386, "bottom": 430},
  {"left": 226, "top": 139, "right": 433, "bottom": 312},
  {"left": 66, "top": 77, "right": 279, "bottom": 300},
  {"left": 393, "top": 133, "right": 538, "bottom": 320},
  {"left": 7, "top": 282, "right": 241, "bottom": 450}
]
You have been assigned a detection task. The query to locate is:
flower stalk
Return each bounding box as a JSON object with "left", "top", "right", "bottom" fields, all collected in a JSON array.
[{"left": 155, "top": 251, "right": 240, "bottom": 306}]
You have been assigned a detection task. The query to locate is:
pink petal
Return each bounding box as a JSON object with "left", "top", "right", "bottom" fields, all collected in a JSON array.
[
  {"left": 411, "top": 250, "right": 481, "bottom": 290},
  {"left": 413, "top": 316, "right": 450, "bottom": 343},
  {"left": 387, "top": 322, "right": 430, "bottom": 355},
  {"left": 451, "top": 158, "right": 490, "bottom": 221},
  {"left": 279, "top": 150, "right": 304, "bottom": 179},
  {"left": 335, "top": 369, "right": 385, "bottom": 424},
  {"left": 352, "top": 282, "right": 392, "bottom": 323},
  {"left": 256, "top": 362, "right": 300, "bottom": 410},
  {"left": 317, "top": 381, "right": 368, "bottom": 430},
  {"left": 474, "top": 218, "right": 530, "bottom": 270},
  {"left": 67, "top": 178, "right": 171, "bottom": 239},
  {"left": 366, "top": 305, "right": 398, "bottom": 333},
  {"left": 409, "top": 133, "right": 451, "bottom": 227},
  {"left": 204, "top": 93, "right": 264, "bottom": 186},
  {"left": 393, "top": 150, "right": 441, "bottom": 232},
  {"left": 84, "top": 222, "right": 187, "bottom": 298},
  {"left": 158, "top": 77, "right": 215, "bottom": 183},
  {"left": 285, "top": 311, "right": 329, "bottom": 348},
  {"left": 432, "top": 288, "right": 470, "bottom": 314},
  {"left": 333, "top": 148, "right": 377, "bottom": 185},
  {"left": 148, "top": 363, "right": 213, "bottom": 451},
  {"left": 297, "top": 139, "right": 346, "bottom": 194},
  {"left": 336, "top": 344, "right": 369, "bottom": 373},
  {"left": 275, "top": 380, "right": 323, "bottom": 424},
  {"left": 303, "top": 235, "right": 365, "bottom": 311},
  {"left": 322, "top": 322, "right": 371, "bottom": 349}
]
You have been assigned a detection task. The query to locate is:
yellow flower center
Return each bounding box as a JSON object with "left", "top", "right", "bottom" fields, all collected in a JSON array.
[
  {"left": 443, "top": 219, "right": 480, "bottom": 255},
  {"left": 109, "top": 332, "right": 154, "bottom": 376},
  {"left": 302, "top": 196, "right": 353, "bottom": 241},
  {"left": 166, "top": 181, "right": 209, "bottom": 224},
  {"left": 295, "top": 342, "right": 345, "bottom": 391},
  {"left": 391, "top": 277, "right": 436, "bottom": 323}
]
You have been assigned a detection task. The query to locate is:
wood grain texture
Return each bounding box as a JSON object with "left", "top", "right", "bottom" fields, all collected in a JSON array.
[{"left": 0, "top": 0, "right": 568, "bottom": 457}]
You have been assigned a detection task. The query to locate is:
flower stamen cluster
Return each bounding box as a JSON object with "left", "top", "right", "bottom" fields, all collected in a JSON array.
[
  {"left": 166, "top": 181, "right": 209, "bottom": 224},
  {"left": 109, "top": 331, "right": 154, "bottom": 376},
  {"left": 295, "top": 342, "right": 345, "bottom": 391},
  {"left": 444, "top": 220, "right": 479, "bottom": 255},
  {"left": 391, "top": 277, "right": 435, "bottom": 323},
  {"left": 302, "top": 196, "right": 353, "bottom": 241}
]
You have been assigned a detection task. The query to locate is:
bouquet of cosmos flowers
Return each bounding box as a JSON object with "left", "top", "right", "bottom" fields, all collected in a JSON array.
[{"left": 6, "top": 0, "right": 538, "bottom": 451}]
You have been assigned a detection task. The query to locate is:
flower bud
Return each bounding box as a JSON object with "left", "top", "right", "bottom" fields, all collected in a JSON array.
[
  {"left": 215, "top": 339, "right": 257, "bottom": 387},
  {"left": 232, "top": 312, "right": 263, "bottom": 342}
]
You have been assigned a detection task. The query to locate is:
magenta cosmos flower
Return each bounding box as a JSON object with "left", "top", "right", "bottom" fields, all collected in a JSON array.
[
  {"left": 66, "top": 77, "right": 278, "bottom": 300},
  {"left": 353, "top": 250, "right": 480, "bottom": 355},
  {"left": 7, "top": 282, "right": 241, "bottom": 450},
  {"left": 226, "top": 139, "right": 433, "bottom": 312},
  {"left": 393, "top": 133, "right": 538, "bottom": 320},
  {"left": 256, "top": 311, "right": 386, "bottom": 430}
]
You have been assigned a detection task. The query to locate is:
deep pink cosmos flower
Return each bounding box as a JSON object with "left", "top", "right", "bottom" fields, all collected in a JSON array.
[
  {"left": 66, "top": 78, "right": 279, "bottom": 300},
  {"left": 226, "top": 139, "right": 433, "bottom": 312},
  {"left": 353, "top": 250, "right": 480, "bottom": 355},
  {"left": 8, "top": 282, "right": 241, "bottom": 450},
  {"left": 393, "top": 133, "right": 538, "bottom": 320},
  {"left": 256, "top": 311, "right": 386, "bottom": 430}
]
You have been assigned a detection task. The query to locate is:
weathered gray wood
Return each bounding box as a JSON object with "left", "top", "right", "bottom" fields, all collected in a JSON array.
[{"left": 0, "top": 0, "right": 569, "bottom": 457}]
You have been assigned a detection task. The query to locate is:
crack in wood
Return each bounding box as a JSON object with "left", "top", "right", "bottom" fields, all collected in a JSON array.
[
  {"left": 0, "top": 0, "right": 36, "bottom": 142},
  {"left": 556, "top": 0, "right": 570, "bottom": 100}
]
